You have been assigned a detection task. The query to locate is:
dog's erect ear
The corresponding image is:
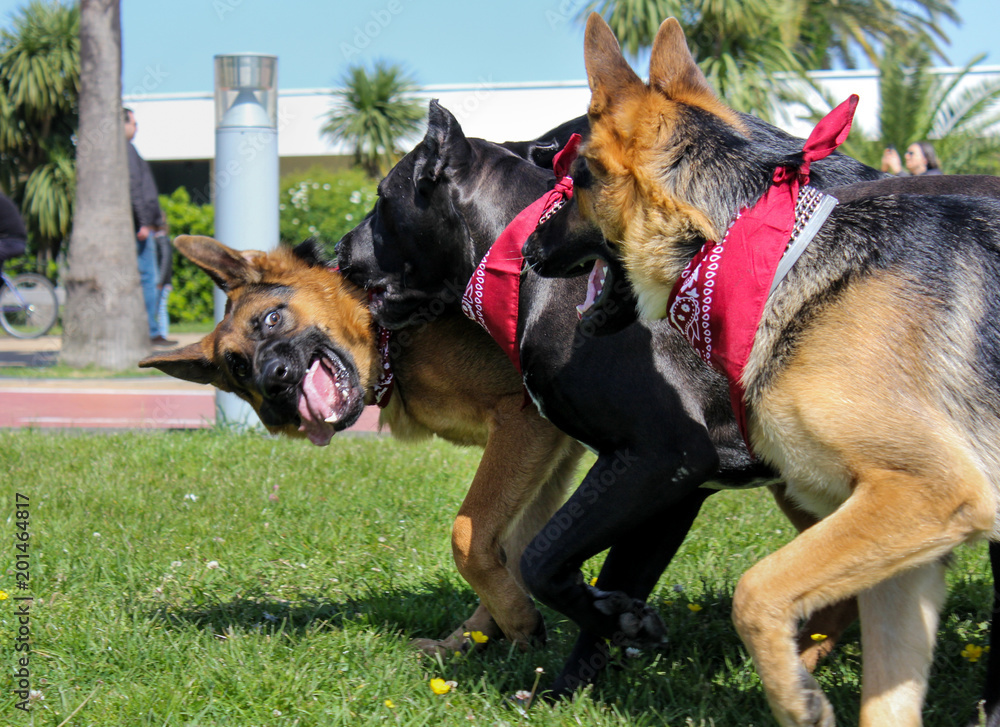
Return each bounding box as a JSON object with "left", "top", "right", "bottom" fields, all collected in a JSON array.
[
  {"left": 138, "top": 339, "right": 230, "bottom": 390},
  {"left": 174, "top": 235, "right": 262, "bottom": 292},
  {"left": 504, "top": 115, "right": 589, "bottom": 170},
  {"left": 413, "top": 100, "right": 472, "bottom": 196},
  {"left": 292, "top": 238, "right": 331, "bottom": 268},
  {"left": 584, "top": 13, "right": 643, "bottom": 116},
  {"left": 648, "top": 18, "right": 716, "bottom": 101}
]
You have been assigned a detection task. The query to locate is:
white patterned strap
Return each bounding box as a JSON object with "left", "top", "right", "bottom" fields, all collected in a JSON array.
[{"left": 769, "top": 186, "right": 838, "bottom": 296}]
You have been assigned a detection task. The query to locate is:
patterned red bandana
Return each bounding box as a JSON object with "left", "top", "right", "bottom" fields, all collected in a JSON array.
[
  {"left": 667, "top": 96, "right": 858, "bottom": 449},
  {"left": 462, "top": 134, "right": 582, "bottom": 374}
]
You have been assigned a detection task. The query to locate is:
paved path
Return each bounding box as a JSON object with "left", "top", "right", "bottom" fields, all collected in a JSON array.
[{"left": 0, "top": 333, "right": 383, "bottom": 435}]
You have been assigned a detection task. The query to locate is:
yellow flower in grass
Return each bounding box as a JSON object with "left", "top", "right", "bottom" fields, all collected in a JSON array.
[
  {"left": 589, "top": 576, "right": 598, "bottom": 586},
  {"left": 430, "top": 678, "right": 452, "bottom": 695},
  {"left": 687, "top": 603, "right": 703, "bottom": 613},
  {"left": 810, "top": 634, "right": 828, "bottom": 642},
  {"left": 0, "top": 590, "right": 8, "bottom": 601},
  {"left": 384, "top": 699, "right": 395, "bottom": 708},
  {"left": 469, "top": 631, "right": 489, "bottom": 644},
  {"left": 962, "top": 644, "right": 985, "bottom": 663}
]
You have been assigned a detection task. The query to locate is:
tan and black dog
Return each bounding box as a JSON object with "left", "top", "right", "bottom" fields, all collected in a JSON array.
[
  {"left": 140, "top": 235, "right": 584, "bottom": 655},
  {"left": 566, "top": 13, "right": 1000, "bottom": 726}
]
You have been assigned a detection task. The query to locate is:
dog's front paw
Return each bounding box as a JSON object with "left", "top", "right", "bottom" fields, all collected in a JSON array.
[
  {"left": 411, "top": 637, "right": 465, "bottom": 658},
  {"left": 771, "top": 670, "right": 834, "bottom": 727},
  {"left": 589, "top": 587, "right": 667, "bottom": 647},
  {"left": 800, "top": 671, "right": 835, "bottom": 727}
]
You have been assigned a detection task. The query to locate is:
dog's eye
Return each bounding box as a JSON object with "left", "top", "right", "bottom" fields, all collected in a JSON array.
[
  {"left": 265, "top": 310, "right": 281, "bottom": 328},
  {"left": 226, "top": 353, "right": 250, "bottom": 381}
]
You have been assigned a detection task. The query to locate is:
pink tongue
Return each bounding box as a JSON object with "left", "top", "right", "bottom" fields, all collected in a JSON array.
[
  {"left": 296, "top": 358, "right": 342, "bottom": 446},
  {"left": 577, "top": 259, "right": 608, "bottom": 318}
]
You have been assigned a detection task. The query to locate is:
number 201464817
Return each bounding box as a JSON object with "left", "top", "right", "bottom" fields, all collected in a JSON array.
[{"left": 15, "top": 493, "right": 28, "bottom": 589}]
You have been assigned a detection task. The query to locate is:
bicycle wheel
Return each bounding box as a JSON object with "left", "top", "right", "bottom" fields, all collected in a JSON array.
[{"left": 0, "top": 272, "right": 59, "bottom": 339}]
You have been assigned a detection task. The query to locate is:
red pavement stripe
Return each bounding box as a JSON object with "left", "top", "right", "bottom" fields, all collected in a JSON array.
[
  {"left": 0, "top": 386, "right": 385, "bottom": 434},
  {"left": 1, "top": 389, "right": 215, "bottom": 430}
]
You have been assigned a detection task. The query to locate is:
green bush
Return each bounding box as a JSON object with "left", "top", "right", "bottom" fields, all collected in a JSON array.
[
  {"left": 279, "top": 166, "right": 376, "bottom": 255},
  {"left": 160, "top": 187, "right": 215, "bottom": 324},
  {"left": 159, "top": 169, "right": 376, "bottom": 324}
]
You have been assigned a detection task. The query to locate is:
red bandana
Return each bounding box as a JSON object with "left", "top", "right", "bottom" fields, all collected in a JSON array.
[
  {"left": 666, "top": 96, "right": 858, "bottom": 449},
  {"left": 462, "top": 134, "right": 582, "bottom": 374}
]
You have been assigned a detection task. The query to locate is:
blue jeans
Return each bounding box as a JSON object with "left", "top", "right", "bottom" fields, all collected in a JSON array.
[
  {"left": 136, "top": 233, "right": 159, "bottom": 338},
  {"left": 156, "top": 284, "right": 171, "bottom": 338}
]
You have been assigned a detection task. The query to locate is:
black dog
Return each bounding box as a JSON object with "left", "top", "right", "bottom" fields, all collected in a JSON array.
[{"left": 336, "top": 100, "right": 901, "bottom": 697}]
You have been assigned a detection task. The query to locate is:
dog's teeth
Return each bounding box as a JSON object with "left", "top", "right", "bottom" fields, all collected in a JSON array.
[{"left": 324, "top": 412, "right": 340, "bottom": 424}]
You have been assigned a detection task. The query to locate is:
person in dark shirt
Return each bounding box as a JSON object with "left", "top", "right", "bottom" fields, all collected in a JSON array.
[
  {"left": 0, "top": 191, "right": 28, "bottom": 274},
  {"left": 125, "top": 107, "right": 175, "bottom": 346}
]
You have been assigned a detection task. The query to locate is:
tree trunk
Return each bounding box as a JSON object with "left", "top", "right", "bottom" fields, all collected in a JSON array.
[{"left": 61, "top": 0, "right": 148, "bottom": 369}]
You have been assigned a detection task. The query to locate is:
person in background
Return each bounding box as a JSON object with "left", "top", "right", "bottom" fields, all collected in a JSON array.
[
  {"left": 0, "top": 191, "right": 27, "bottom": 274},
  {"left": 881, "top": 140, "right": 943, "bottom": 176},
  {"left": 125, "top": 107, "right": 176, "bottom": 346},
  {"left": 154, "top": 231, "right": 173, "bottom": 343}
]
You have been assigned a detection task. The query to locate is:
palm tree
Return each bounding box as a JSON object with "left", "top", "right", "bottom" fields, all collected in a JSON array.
[
  {"left": 578, "top": 0, "right": 959, "bottom": 120},
  {"left": 61, "top": 0, "right": 149, "bottom": 369},
  {"left": 782, "top": 0, "right": 957, "bottom": 70},
  {"left": 322, "top": 61, "right": 424, "bottom": 178},
  {"left": 817, "top": 38, "right": 1000, "bottom": 175},
  {"left": 0, "top": 0, "right": 80, "bottom": 266},
  {"left": 878, "top": 40, "right": 1000, "bottom": 174},
  {"left": 581, "top": 0, "right": 805, "bottom": 119}
]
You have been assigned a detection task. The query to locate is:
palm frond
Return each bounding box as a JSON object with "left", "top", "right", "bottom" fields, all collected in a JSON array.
[{"left": 323, "top": 61, "right": 425, "bottom": 178}]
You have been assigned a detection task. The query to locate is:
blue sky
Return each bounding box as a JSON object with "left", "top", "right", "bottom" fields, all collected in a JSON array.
[{"left": 0, "top": 0, "right": 996, "bottom": 95}]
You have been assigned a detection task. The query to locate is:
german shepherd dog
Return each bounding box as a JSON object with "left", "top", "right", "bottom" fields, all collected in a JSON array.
[
  {"left": 523, "top": 154, "right": 1000, "bottom": 727},
  {"left": 140, "top": 235, "right": 584, "bottom": 658},
  {"left": 335, "top": 100, "right": 913, "bottom": 696},
  {"left": 556, "top": 12, "right": 1000, "bottom": 725}
]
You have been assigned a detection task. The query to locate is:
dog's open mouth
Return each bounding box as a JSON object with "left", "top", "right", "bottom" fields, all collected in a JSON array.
[
  {"left": 296, "top": 351, "right": 360, "bottom": 446},
  {"left": 577, "top": 258, "right": 609, "bottom": 319}
]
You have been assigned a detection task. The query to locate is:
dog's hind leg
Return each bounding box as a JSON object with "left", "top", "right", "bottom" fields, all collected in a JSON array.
[
  {"left": 733, "top": 467, "right": 993, "bottom": 727},
  {"left": 858, "top": 559, "right": 947, "bottom": 726},
  {"left": 415, "top": 396, "right": 581, "bottom": 656},
  {"left": 499, "top": 442, "right": 585, "bottom": 594}
]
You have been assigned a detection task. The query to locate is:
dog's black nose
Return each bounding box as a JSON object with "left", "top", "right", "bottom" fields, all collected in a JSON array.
[
  {"left": 262, "top": 358, "right": 291, "bottom": 383},
  {"left": 256, "top": 344, "right": 303, "bottom": 401}
]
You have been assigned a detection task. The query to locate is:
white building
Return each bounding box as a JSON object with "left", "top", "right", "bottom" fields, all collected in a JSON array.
[{"left": 125, "top": 66, "right": 1000, "bottom": 197}]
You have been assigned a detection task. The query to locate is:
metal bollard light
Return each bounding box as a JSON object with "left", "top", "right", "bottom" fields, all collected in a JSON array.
[{"left": 212, "top": 53, "right": 279, "bottom": 429}]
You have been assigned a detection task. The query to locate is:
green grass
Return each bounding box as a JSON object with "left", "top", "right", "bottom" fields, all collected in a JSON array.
[
  {"left": 0, "top": 320, "right": 214, "bottom": 379},
  {"left": 0, "top": 429, "right": 992, "bottom": 726},
  {"left": 0, "top": 364, "right": 168, "bottom": 379}
]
